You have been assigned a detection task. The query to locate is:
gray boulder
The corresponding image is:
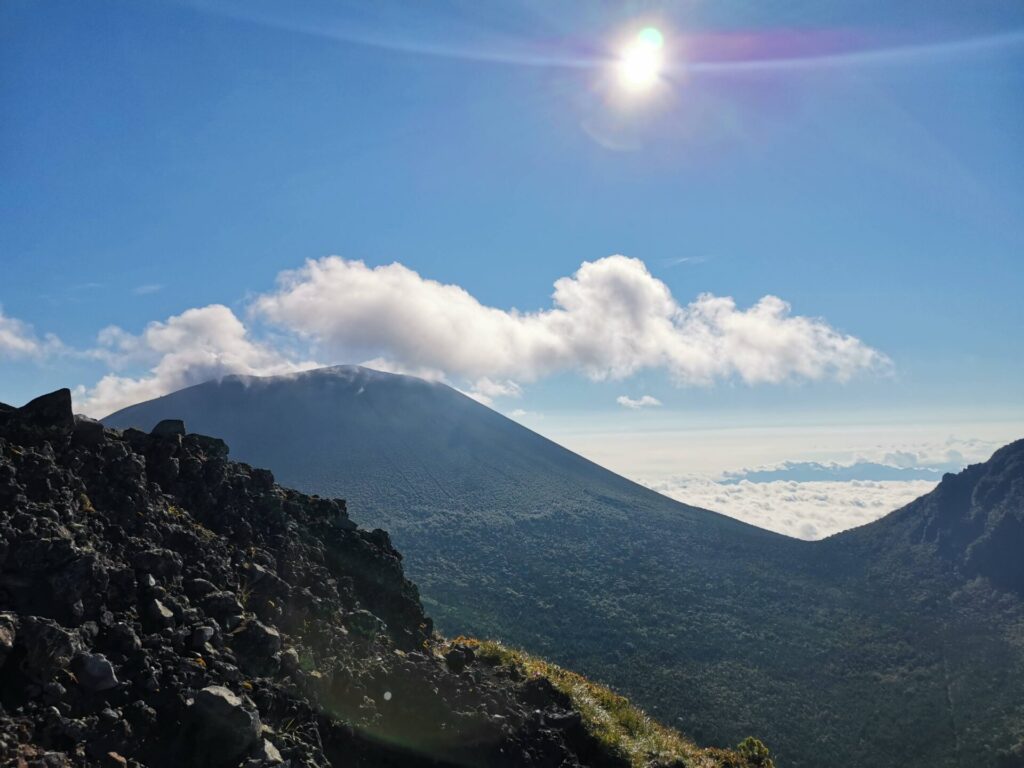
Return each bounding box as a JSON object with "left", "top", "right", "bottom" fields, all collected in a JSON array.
[
  {"left": 184, "top": 577, "right": 218, "bottom": 598},
  {"left": 71, "top": 652, "right": 119, "bottom": 692},
  {"left": 133, "top": 548, "right": 182, "bottom": 578},
  {"left": 254, "top": 738, "right": 284, "bottom": 763},
  {"left": 192, "top": 625, "right": 216, "bottom": 649},
  {"left": 72, "top": 414, "right": 106, "bottom": 446},
  {"left": 189, "top": 685, "right": 262, "bottom": 767},
  {"left": 151, "top": 419, "right": 186, "bottom": 437},
  {"left": 147, "top": 598, "right": 175, "bottom": 627},
  {"left": 18, "top": 388, "right": 74, "bottom": 433},
  {"left": 17, "top": 616, "right": 84, "bottom": 682},
  {"left": 201, "top": 591, "right": 244, "bottom": 618},
  {"left": 232, "top": 620, "right": 281, "bottom": 674}
]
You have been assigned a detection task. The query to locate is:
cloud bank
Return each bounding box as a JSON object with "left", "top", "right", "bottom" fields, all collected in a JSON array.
[
  {"left": 722, "top": 460, "right": 948, "bottom": 484},
  {"left": 617, "top": 394, "right": 662, "bottom": 409},
  {"left": 648, "top": 476, "right": 939, "bottom": 540},
  {"left": 635, "top": 436, "right": 1004, "bottom": 539},
  {"left": 255, "top": 255, "right": 887, "bottom": 387}
]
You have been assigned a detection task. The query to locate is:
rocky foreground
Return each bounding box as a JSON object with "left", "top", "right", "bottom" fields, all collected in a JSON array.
[{"left": 0, "top": 390, "right": 764, "bottom": 768}]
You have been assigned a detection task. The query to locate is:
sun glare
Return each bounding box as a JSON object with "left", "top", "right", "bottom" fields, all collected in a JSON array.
[{"left": 618, "top": 26, "right": 664, "bottom": 92}]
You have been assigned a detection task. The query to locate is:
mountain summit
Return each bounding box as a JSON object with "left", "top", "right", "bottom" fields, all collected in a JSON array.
[
  {"left": 105, "top": 366, "right": 1024, "bottom": 767},
  {"left": 111, "top": 365, "right": 766, "bottom": 539}
]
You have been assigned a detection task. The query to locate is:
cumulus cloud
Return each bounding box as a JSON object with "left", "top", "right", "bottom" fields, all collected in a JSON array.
[
  {"left": 64, "top": 253, "right": 889, "bottom": 417},
  {"left": 0, "top": 307, "right": 62, "bottom": 359},
  {"left": 646, "top": 476, "right": 939, "bottom": 540},
  {"left": 255, "top": 255, "right": 887, "bottom": 388},
  {"left": 76, "top": 304, "right": 317, "bottom": 417},
  {"left": 617, "top": 394, "right": 662, "bottom": 409}
]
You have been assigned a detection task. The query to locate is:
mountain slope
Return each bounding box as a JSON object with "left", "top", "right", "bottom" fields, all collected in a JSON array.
[
  {"left": 108, "top": 366, "right": 768, "bottom": 539},
  {"left": 1, "top": 389, "right": 764, "bottom": 768},
  {"left": 105, "top": 366, "right": 1024, "bottom": 767},
  {"left": 836, "top": 437, "right": 1024, "bottom": 595}
]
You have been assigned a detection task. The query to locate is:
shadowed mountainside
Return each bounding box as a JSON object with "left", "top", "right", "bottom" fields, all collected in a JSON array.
[{"left": 105, "top": 366, "right": 1024, "bottom": 767}]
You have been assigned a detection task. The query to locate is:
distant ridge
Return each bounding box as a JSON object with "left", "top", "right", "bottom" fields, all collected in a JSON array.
[
  {"left": 106, "top": 366, "right": 1024, "bottom": 768},
  {"left": 835, "top": 436, "right": 1024, "bottom": 594}
]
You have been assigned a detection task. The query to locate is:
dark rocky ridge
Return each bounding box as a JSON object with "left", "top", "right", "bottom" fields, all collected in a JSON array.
[
  {"left": 0, "top": 389, "right": 759, "bottom": 768},
  {"left": 835, "top": 438, "right": 1024, "bottom": 596}
]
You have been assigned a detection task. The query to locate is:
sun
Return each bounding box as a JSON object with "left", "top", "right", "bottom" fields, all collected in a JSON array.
[{"left": 617, "top": 27, "right": 664, "bottom": 91}]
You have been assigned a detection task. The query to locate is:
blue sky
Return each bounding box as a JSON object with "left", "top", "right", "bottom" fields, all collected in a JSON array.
[{"left": 2, "top": 1, "right": 1023, "bottom": 534}]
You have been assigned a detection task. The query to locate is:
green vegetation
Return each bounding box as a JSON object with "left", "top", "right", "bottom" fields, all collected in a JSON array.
[
  {"left": 735, "top": 738, "right": 774, "bottom": 767},
  {"left": 442, "top": 637, "right": 773, "bottom": 768}
]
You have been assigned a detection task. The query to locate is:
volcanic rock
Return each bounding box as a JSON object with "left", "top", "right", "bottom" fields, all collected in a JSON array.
[{"left": 0, "top": 389, "right": 760, "bottom": 768}]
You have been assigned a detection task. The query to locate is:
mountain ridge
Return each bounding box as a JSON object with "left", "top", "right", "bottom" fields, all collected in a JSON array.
[
  {"left": 829, "top": 436, "right": 1024, "bottom": 595},
  {"left": 104, "top": 365, "right": 1024, "bottom": 767}
]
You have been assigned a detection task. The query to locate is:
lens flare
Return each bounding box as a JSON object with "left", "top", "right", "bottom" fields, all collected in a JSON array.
[{"left": 618, "top": 26, "right": 664, "bottom": 91}]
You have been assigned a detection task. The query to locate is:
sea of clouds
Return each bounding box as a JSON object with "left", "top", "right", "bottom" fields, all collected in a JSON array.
[
  {"left": 645, "top": 475, "right": 939, "bottom": 539},
  {"left": 546, "top": 429, "right": 1018, "bottom": 540}
]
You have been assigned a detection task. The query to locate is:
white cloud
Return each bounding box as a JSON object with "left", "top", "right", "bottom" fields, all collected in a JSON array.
[
  {"left": 459, "top": 389, "right": 495, "bottom": 406},
  {"left": 617, "top": 394, "right": 662, "bottom": 409},
  {"left": 132, "top": 284, "right": 163, "bottom": 296},
  {"left": 64, "top": 253, "right": 889, "bottom": 418},
  {"left": 507, "top": 408, "right": 543, "bottom": 421},
  {"left": 462, "top": 377, "right": 523, "bottom": 406},
  {"left": 0, "top": 311, "right": 43, "bottom": 358},
  {"left": 357, "top": 359, "right": 521, "bottom": 407},
  {"left": 646, "top": 476, "right": 939, "bottom": 540},
  {"left": 472, "top": 377, "right": 523, "bottom": 400},
  {"left": 0, "top": 307, "right": 63, "bottom": 360},
  {"left": 76, "top": 304, "right": 317, "bottom": 417},
  {"left": 357, "top": 357, "right": 447, "bottom": 382},
  {"left": 255, "top": 255, "right": 887, "bottom": 389}
]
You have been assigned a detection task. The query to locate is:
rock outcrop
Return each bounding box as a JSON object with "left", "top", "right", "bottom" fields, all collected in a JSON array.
[{"left": 0, "top": 390, "right": 759, "bottom": 768}]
